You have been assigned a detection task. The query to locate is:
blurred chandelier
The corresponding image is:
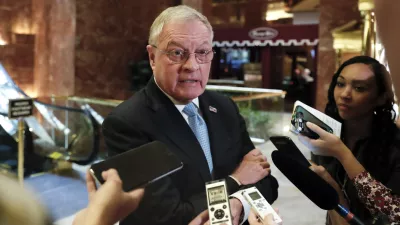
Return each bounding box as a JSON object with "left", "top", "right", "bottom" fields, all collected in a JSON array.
[
  {"left": 0, "top": 33, "right": 7, "bottom": 45},
  {"left": 265, "top": 1, "right": 293, "bottom": 21}
]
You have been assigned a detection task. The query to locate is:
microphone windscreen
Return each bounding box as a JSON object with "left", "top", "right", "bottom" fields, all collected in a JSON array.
[{"left": 271, "top": 150, "right": 338, "bottom": 210}]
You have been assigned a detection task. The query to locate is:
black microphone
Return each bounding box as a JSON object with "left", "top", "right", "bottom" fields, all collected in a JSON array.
[{"left": 271, "top": 150, "right": 365, "bottom": 225}]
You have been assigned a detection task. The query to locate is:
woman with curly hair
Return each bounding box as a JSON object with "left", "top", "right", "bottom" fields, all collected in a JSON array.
[{"left": 300, "top": 56, "right": 400, "bottom": 224}]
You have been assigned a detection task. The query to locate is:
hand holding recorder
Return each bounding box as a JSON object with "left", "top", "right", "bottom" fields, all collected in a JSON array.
[
  {"left": 242, "top": 187, "right": 282, "bottom": 225},
  {"left": 248, "top": 211, "right": 278, "bottom": 225},
  {"left": 205, "top": 179, "right": 235, "bottom": 225}
]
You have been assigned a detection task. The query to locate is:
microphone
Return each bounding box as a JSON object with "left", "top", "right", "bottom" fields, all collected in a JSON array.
[{"left": 271, "top": 150, "right": 365, "bottom": 225}]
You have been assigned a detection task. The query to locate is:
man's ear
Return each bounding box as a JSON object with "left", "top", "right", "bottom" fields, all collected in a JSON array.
[{"left": 146, "top": 45, "right": 156, "bottom": 70}]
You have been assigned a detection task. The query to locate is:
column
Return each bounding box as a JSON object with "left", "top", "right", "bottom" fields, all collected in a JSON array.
[
  {"left": 33, "top": 0, "right": 76, "bottom": 97},
  {"left": 315, "top": 0, "right": 360, "bottom": 111}
]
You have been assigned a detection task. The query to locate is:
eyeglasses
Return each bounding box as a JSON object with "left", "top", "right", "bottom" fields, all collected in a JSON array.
[{"left": 151, "top": 45, "right": 215, "bottom": 64}]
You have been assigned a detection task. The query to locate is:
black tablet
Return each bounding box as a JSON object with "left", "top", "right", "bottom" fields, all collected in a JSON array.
[{"left": 90, "top": 141, "right": 183, "bottom": 191}]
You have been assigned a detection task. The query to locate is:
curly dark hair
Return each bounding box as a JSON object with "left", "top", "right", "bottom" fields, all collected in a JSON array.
[{"left": 325, "top": 56, "right": 396, "bottom": 180}]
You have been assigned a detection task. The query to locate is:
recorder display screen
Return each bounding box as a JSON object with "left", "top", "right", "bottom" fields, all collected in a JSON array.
[
  {"left": 208, "top": 185, "right": 227, "bottom": 205},
  {"left": 249, "top": 191, "right": 262, "bottom": 200}
]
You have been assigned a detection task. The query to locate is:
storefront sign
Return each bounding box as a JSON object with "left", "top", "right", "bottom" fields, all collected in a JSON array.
[{"left": 248, "top": 27, "right": 278, "bottom": 40}]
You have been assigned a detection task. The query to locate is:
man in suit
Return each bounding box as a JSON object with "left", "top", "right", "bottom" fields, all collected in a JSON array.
[{"left": 102, "top": 5, "right": 279, "bottom": 225}]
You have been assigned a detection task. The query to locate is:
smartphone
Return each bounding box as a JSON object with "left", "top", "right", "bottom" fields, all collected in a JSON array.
[
  {"left": 291, "top": 105, "right": 334, "bottom": 139},
  {"left": 90, "top": 141, "right": 183, "bottom": 191},
  {"left": 270, "top": 136, "right": 310, "bottom": 167}
]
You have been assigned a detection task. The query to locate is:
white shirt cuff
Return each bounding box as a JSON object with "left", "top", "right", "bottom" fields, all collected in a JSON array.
[{"left": 230, "top": 191, "right": 250, "bottom": 225}]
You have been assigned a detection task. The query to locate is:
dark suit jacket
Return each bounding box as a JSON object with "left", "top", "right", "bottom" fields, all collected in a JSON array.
[{"left": 102, "top": 78, "right": 279, "bottom": 225}]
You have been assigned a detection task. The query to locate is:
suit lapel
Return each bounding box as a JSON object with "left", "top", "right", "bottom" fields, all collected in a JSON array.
[
  {"left": 144, "top": 79, "right": 212, "bottom": 182},
  {"left": 199, "top": 93, "right": 232, "bottom": 168}
]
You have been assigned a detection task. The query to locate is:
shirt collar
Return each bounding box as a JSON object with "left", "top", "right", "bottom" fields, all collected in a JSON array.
[{"left": 154, "top": 77, "right": 200, "bottom": 111}]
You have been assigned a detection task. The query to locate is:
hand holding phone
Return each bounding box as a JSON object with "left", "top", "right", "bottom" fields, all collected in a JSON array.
[
  {"left": 291, "top": 105, "right": 334, "bottom": 139},
  {"left": 90, "top": 141, "right": 183, "bottom": 191}
]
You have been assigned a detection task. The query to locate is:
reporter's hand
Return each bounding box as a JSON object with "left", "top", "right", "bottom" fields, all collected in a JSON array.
[
  {"left": 189, "top": 210, "right": 209, "bottom": 225},
  {"left": 232, "top": 150, "right": 270, "bottom": 185},
  {"left": 298, "top": 122, "right": 351, "bottom": 161},
  {"left": 309, "top": 164, "right": 348, "bottom": 207},
  {"left": 189, "top": 198, "right": 243, "bottom": 225},
  {"left": 73, "top": 169, "right": 144, "bottom": 225},
  {"left": 230, "top": 198, "right": 244, "bottom": 225},
  {"left": 248, "top": 211, "right": 277, "bottom": 225}
]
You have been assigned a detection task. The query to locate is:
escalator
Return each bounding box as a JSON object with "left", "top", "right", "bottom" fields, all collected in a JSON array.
[{"left": 0, "top": 63, "right": 100, "bottom": 176}]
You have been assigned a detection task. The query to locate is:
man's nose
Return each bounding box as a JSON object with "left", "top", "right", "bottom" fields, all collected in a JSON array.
[{"left": 182, "top": 54, "right": 199, "bottom": 71}]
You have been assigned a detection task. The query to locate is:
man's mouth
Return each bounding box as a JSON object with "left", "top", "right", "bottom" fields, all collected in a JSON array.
[{"left": 180, "top": 79, "right": 199, "bottom": 83}]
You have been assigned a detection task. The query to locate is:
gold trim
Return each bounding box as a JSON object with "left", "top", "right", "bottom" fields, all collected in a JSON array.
[
  {"left": 332, "top": 20, "right": 362, "bottom": 52},
  {"left": 67, "top": 96, "right": 122, "bottom": 107},
  {"left": 232, "top": 92, "right": 285, "bottom": 102},
  {"left": 358, "top": 0, "right": 374, "bottom": 12}
]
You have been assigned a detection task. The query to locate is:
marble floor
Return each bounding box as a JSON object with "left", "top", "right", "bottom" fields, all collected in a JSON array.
[{"left": 25, "top": 113, "right": 326, "bottom": 225}]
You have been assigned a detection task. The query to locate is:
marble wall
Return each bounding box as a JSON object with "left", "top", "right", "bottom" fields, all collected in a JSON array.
[
  {"left": 0, "top": 0, "right": 35, "bottom": 95},
  {"left": 1, "top": 0, "right": 177, "bottom": 99},
  {"left": 74, "top": 0, "right": 176, "bottom": 99},
  {"left": 315, "top": 0, "right": 361, "bottom": 111}
]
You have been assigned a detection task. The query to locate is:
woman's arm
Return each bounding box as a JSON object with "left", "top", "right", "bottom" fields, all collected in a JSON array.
[
  {"left": 351, "top": 171, "right": 400, "bottom": 222},
  {"left": 298, "top": 122, "right": 365, "bottom": 180},
  {"left": 339, "top": 152, "right": 400, "bottom": 222},
  {"left": 299, "top": 122, "right": 400, "bottom": 222}
]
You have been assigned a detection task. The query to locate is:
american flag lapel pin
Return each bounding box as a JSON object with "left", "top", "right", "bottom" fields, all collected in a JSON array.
[{"left": 209, "top": 106, "right": 217, "bottom": 113}]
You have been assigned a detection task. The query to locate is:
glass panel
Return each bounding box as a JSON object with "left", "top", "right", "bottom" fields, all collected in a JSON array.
[
  {"left": 206, "top": 85, "right": 286, "bottom": 144},
  {"left": 0, "top": 63, "right": 98, "bottom": 169},
  {"left": 69, "top": 85, "right": 286, "bottom": 145}
]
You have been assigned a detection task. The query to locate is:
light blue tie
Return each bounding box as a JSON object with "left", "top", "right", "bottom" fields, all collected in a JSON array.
[{"left": 183, "top": 102, "right": 213, "bottom": 173}]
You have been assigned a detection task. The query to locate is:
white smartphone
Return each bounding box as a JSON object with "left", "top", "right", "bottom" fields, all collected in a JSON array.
[
  {"left": 242, "top": 187, "right": 282, "bottom": 225},
  {"left": 205, "top": 179, "right": 233, "bottom": 225}
]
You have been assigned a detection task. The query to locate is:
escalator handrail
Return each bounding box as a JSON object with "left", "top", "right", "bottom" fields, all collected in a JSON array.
[
  {"left": 9, "top": 83, "right": 86, "bottom": 113},
  {"left": 33, "top": 99, "right": 85, "bottom": 113}
]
